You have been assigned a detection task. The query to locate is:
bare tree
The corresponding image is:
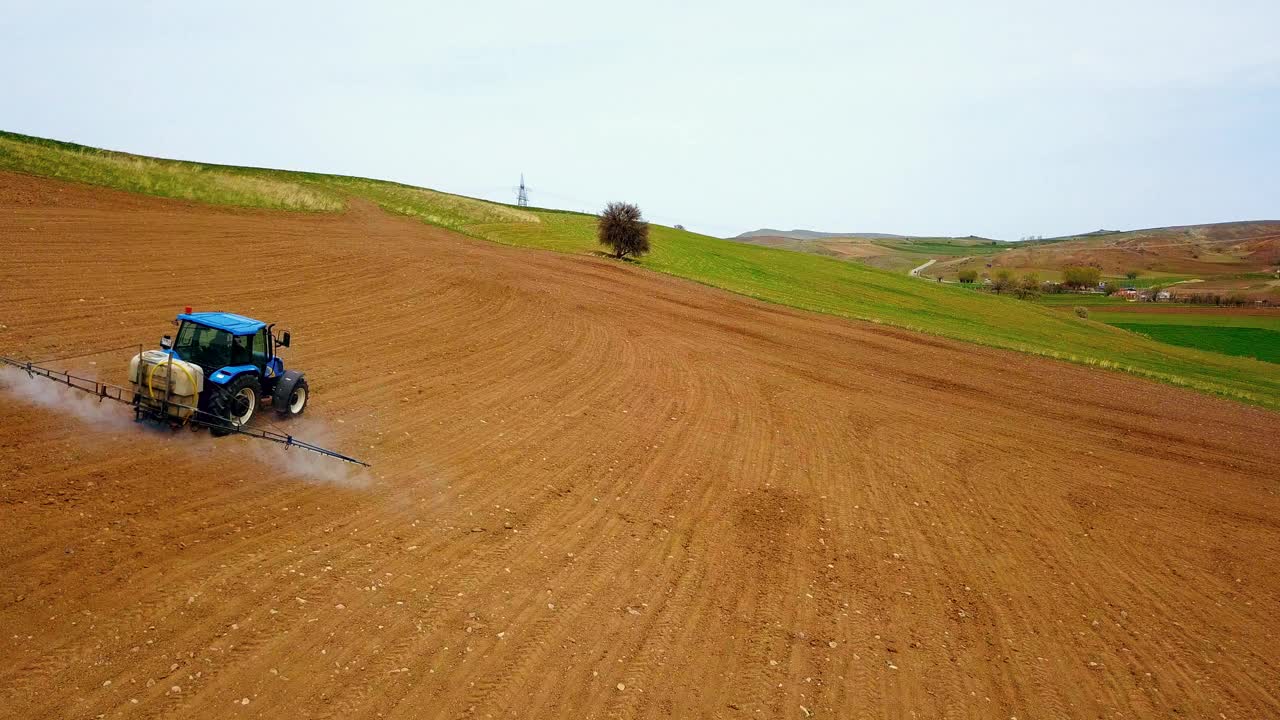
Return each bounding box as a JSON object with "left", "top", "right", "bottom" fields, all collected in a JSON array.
[{"left": 597, "top": 202, "right": 650, "bottom": 260}]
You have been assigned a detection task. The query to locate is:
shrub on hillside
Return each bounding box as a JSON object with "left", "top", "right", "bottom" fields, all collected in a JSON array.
[
  {"left": 958, "top": 269, "right": 978, "bottom": 284},
  {"left": 597, "top": 202, "right": 650, "bottom": 260},
  {"left": 1074, "top": 306, "right": 1090, "bottom": 319},
  {"left": 1013, "top": 273, "right": 1041, "bottom": 300},
  {"left": 1062, "top": 265, "right": 1101, "bottom": 289},
  {"left": 991, "top": 269, "right": 1014, "bottom": 294}
]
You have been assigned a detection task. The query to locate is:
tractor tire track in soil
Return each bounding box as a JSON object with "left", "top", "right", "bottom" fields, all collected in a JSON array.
[{"left": 1, "top": 172, "right": 1278, "bottom": 718}]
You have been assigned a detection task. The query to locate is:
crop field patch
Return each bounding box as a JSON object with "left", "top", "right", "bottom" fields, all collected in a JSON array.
[
  {"left": 873, "top": 239, "right": 1007, "bottom": 256},
  {"left": 1093, "top": 311, "right": 1280, "bottom": 331},
  {"left": 1101, "top": 275, "right": 1194, "bottom": 289},
  {"left": 1035, "top": 294, "right": 1129, "bottom": 306},
  {"left": 1109, "top": 323, "right": 1280, "bottom": 363}
]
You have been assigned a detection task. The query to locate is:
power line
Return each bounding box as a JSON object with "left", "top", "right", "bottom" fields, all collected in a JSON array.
[{"left": 517, "top": 173, "right": 528, "bottom": 207}]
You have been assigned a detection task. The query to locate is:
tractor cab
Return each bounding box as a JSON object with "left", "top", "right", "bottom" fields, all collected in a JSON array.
[
  {"left": 146, "top": 309, "right": 308, "bottom": 433},
  {"left": 170, "top": 311, "right": 286, "bottom": 382}
]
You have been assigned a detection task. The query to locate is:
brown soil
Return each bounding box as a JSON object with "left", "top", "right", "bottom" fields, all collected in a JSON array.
[{"left": 2, "top": 172, "right": 1279, "bottom": 719}]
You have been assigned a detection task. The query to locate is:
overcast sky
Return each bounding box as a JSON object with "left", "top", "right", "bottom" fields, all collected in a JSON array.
[{"left": 4, "top": 1, "right": 1278, "bottom": 238}]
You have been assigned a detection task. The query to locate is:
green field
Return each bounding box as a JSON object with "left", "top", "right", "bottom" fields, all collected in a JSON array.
[
  {"left": 1095, "top": 311, "right": 1280, "bottom": 364},
  {"left": 1035, "top": 293, "right": 1129, "bottom": 306},
  {"left": 1101, "top": 275, "right": 1194, "bottom": 289},
  {"left": 3, "top": 130, "right": 1279, "bottom": 409},
  {"left": 1091, "top": 312, "right": 1280, "bottom": 330},
  {"left": 1109, "top": 325, "right": 1280, "bottom": 364},
  {"left": 872, "top": 239, "right": 1009, "bottom": 257}
]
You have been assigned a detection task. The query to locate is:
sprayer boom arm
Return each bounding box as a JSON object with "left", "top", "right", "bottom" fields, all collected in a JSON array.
[{"left": 1, "top": 356, "right": 370, "bottom": 467}]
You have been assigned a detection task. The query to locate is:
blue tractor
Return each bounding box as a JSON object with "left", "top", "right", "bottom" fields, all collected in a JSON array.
[
  {"left": 133, "top": 309, "right": 309, "bottom": 435},
  {"left": 5, "top": 309, "right": 367, "bottom": 465}
]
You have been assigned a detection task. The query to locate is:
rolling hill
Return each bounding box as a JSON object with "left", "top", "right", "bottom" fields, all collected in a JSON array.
[
  {"left": 1, "top": 129, "right": 1277, "bottom": 408},
  {"left": 944, "top": 222, "right": 1280, "bottom": 296},
  {"left": 736, "top": 228, "right": 913, "bottom": 240},
  {"left": 739, "top": 222, "right": 1280, "bottom": 274},
  {"left": 736, "top": 220, "right": 1280, "bottom": 299},
  {"left": 730, "top": 231, "right": 1013, "bottom": 272}
]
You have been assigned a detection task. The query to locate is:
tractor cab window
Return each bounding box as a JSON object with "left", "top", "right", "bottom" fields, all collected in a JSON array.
[
  {"left": 230, "top": 334, "right": 253, "bottom": 366},
  {"left": 173, "top": 322, "right": 232, "bottom": 370},
  {"left": 251, "top": 328, "right": 269, "bottom": 368}
]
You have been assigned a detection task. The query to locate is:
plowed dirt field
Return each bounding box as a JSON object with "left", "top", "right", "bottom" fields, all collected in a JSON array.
[{"left": 2, "top": 172, "right": 1278, "bottom": 719}]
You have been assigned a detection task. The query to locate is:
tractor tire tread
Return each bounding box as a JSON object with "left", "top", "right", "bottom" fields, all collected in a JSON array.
[
  {"left": 272, "top": 371, "right": 309, "bottom": 418},
  {"left": 208, "top": 375, "right": 261, "bottom": 436}
]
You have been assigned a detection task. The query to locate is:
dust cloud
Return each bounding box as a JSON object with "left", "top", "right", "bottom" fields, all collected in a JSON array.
[
  {"left": 1, "top": 367, "right": 370, "bottom": 487},
  {"left": 0, "top": 366, "right": 134, "bottom": 429},
  {"left": 247, "top": 418, "right": 372, "bottom": 488}
]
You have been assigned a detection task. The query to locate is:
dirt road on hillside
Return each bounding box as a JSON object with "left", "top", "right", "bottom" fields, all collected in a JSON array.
[
  {"left": 2, "top": 172, "right": 1278, "bottom": 719},
  {"left": 907, "top": 259, "right": 935, "bottom": 277}
]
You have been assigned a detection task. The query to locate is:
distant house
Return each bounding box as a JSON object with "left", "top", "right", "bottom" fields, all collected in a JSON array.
[
  {"left": 1116, "top": 288, "right": 1140, "bottom": 299},
  {"left": 1156, "top": 290, "right": 1172, "bottom": 301}
]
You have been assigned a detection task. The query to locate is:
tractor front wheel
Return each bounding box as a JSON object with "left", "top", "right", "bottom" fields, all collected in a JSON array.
[
  {"left": 272, "top": 371, "right": 309, "bottom": 418},
  {"left": 209, "top": 375, "right": 261, "bottom": 436}
]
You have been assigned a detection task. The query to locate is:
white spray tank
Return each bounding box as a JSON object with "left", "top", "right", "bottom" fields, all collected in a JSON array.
[{"left": 129, "top": 350, "right": 204, "bottom": 420}]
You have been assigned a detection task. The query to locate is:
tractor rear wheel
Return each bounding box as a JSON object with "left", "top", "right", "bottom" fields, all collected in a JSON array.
[{"left": 209, "top": 375, "right": 261, "bottom": 436}]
